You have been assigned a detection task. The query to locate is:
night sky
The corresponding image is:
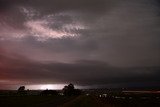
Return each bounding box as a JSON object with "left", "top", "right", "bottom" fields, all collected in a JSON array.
[{"left": 0, "top": 0, "right": 160, "bottom": 90}]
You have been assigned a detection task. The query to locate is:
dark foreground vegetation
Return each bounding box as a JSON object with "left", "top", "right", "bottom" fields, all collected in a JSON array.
[{"left": 0, "top": 85, "right": 160, "bottom": 107}]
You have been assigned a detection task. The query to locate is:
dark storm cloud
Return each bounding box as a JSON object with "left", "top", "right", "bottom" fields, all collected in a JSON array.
[
  {"left": 0, "top": 48, "right": 160, "bottom": 87},
  {"left": 0, "top": 0, "right": 111, "bottom": 28},
  {"left": 24, "top": 0, "right": 108, "bottom": 14},
  {"left": 0, "top": 0, "right": 109, "bottom": 13},
  {"left": 0, "top": 0, "right": 160, "bottom": 89},
  {"left": 0, "top": 0, "right": 29, "bottom": 13}
]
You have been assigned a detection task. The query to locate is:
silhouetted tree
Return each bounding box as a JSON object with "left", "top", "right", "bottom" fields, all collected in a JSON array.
[
  {"left": 18, "top": 86, "right": 25, "bottom": 92},
  {"left": 63, "top": 83, "right": 81, "bottom": 96},
  {"left": 68, "top": 83, "right": 74, "bottom": 90},
  {"left": 17, "top": 86, "right": 26, "bottom": 95}
]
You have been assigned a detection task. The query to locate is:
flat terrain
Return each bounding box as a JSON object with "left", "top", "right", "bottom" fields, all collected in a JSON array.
[
  {"left": 0, "top": 95, "right": 77, "bottom": 107},
  {"left": 0, "top": 90, "right": 160, "bottom": 107}
]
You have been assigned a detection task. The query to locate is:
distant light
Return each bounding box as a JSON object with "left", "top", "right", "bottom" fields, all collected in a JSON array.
[
  {"left": 26, "top": 84, "right": 66, "bottom": 90},
  {"left": 40, "top": 84, "right": 54, "bottom": 90}
]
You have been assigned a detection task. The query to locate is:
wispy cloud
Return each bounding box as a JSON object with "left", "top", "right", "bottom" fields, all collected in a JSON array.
[
  {"left": 25, "top": 19, "right": 74, "bottom": 41},
  {"left": 0, "top": 7, "right": 88, "bottom": 41}
]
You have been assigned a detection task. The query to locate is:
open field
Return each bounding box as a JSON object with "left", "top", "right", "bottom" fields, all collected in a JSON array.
[
  {"left": 0, "top": 94, "right": 76, "bottom": 107},
  {"left": 0, "top": 90, "right": 160, "bottom": 107}
]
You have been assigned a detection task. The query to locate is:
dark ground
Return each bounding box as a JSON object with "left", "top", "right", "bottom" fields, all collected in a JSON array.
[{"left": 0, "top": 90, "right": 160, "bottom": 107}]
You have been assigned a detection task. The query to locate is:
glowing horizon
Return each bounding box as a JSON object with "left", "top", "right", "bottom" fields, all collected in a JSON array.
[{"left": 25, "top": 84, "right": 67, "bottom": 90}]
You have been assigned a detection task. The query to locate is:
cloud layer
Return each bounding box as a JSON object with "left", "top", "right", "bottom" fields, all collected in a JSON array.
[{"left": 0, "top": 0, "right": 160, "bottom": 89}]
